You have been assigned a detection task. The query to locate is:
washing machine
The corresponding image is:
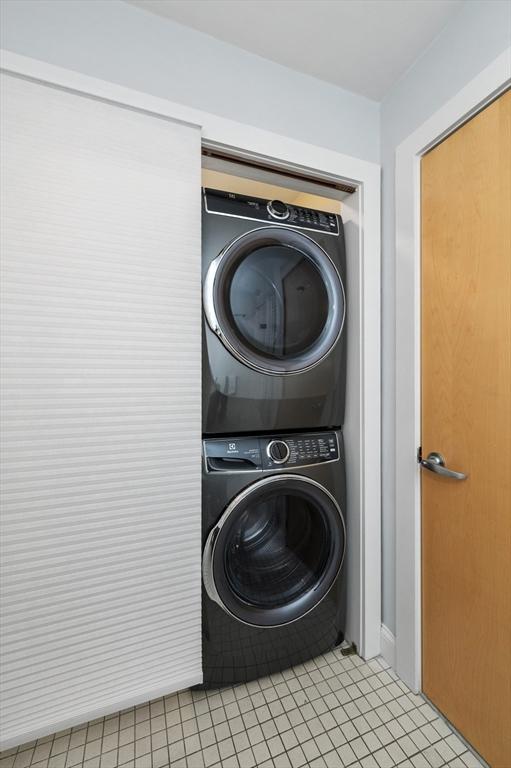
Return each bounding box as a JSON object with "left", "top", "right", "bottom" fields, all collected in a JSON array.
[
  {"left": 201, "top": 428, "right": 347, "bottom": 687},
  {"left": 202, "top": 188, "right": 347, "bottom": 435}
]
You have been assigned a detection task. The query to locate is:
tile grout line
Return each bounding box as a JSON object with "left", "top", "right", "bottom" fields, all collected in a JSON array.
[{"left": 1, "top": 652, "right": 484, "bottom": 768}]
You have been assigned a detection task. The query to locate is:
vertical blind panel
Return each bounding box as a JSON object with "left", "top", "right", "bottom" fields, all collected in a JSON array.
[{"left": 0, "top": 73, "right": 202, "bottom": 743}]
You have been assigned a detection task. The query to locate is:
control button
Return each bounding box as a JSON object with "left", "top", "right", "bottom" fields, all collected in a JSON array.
[
  {"left": 267, "top": 440, "right": 290, "bottom": 464},
  {"left": 267, "top": 200, "right": 290, "bottom": 220}
]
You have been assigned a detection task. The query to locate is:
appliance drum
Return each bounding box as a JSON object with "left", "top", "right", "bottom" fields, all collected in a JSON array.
[
  {"left": 203, "top": 227, "right": 345, "bottom": 375},
  {"left": 203, "top": 475, "right": 346, "bottom": 627}
]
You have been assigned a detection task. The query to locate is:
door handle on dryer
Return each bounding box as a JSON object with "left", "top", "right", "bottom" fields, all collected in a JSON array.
[{"left": 419, "top": 451, "right": 468, "bottom": 480}]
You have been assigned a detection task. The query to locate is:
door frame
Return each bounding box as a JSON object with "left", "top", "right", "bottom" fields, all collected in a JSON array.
[
  {"left": 394, "top": 48, "right": 511, "bottom": 691},
  {"left": 0, "top": 50, "right": 382, "bottom": 662}
]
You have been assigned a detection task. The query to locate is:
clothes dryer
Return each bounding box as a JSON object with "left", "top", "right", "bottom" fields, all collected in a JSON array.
[{"left": 202, "top": 189, "right": 347, "bottom": 434}]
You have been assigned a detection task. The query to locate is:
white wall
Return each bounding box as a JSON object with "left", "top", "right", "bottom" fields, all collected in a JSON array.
[
  {"left": 380, "top": 0, "right": 511, "bottom": 633},
  {"left": 0, "top": 0, "right": 380, "bottom": 164}
]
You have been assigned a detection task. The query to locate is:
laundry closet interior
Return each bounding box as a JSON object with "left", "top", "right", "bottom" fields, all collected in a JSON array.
[
  {"left": 200, "top": 155, "right": 353, "bottom": 687},
  {"left": 2, "top": 2, "right": 509, "bottom": 766}
]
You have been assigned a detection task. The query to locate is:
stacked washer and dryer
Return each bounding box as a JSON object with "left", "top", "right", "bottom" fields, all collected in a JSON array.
[{"left": 201, "top": 188, "right": 348, "bottom": 687}]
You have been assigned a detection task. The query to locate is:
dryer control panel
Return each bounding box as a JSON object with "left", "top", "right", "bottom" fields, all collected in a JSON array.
[
  {"left": 204, "top": 431, "right": 339, "bottom": 472},
  {"left": 204, "top": 188, "right": 340, "bottom": 236}
]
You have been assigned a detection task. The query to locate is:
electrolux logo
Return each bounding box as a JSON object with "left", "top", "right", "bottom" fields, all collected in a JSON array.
[{"left": 228, "top": 442, "right": 237, "bottom": 451}]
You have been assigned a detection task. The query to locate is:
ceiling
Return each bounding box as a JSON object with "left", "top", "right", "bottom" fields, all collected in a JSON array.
[{"left": 125, "top": 0, "right": 464, "bottom": 100}]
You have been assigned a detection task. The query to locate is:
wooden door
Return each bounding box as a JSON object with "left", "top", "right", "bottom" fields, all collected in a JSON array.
[{"left": 421, "top": 90, "right": 511, "bottom": 767}]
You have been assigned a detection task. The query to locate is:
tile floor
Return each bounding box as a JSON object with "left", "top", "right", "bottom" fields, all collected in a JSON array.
[{"left": 0, "top": 649, "right": 484, "bottom": 768}]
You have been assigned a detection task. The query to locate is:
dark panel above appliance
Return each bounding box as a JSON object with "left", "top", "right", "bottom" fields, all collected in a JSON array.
[
  {"left": 204, "top": 431, "right": 339, "bottom": 472},
  {"left": 204, "top": 189, "right": 340, "bottom": 236}
]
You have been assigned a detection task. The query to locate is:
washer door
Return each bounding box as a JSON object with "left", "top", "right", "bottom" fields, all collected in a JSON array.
[
  {"left": 203, "top": 475, "right": 346, "bottom": 627},
  {"left": 204, "top": 227, "right": 345, "bottom": 375}
]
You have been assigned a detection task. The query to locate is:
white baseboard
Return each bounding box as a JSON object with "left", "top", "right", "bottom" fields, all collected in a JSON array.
[
  {"left": 380, "top": 623, "right": 396, "bottom": 669},
  {"left": 0, "top": 672, "right": 202, "bottom": 751}
]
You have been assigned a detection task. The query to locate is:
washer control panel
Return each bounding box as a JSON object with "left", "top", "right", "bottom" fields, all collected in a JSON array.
[
  {"left": 204, "top": 188, "right": 339, "bottom": 235},
  {"left": 205, "top": 431, "right": 339, "bottom": 472}
]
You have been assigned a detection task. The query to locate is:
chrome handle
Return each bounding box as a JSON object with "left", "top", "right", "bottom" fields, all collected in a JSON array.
[{"left": 420, "top": 452, "right": 468, "bottom": 480}]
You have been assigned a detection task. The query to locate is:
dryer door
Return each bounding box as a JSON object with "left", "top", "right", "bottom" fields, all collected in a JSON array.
[
  {"left": 203, "top": 227, "right": 345, "bottom": 375},
  {"left": 203, "top": 475, "right": 346, "bottom": 627}
]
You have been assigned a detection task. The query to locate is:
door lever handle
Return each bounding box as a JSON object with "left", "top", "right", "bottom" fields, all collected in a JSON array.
[{"left": 420, "top": 451, "right": 468, "bottom": 480}]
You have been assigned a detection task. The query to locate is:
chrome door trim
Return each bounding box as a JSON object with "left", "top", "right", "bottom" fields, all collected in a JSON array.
[
  {"left": 202, "top": 473, "right": 346, "bottom": 628},
  {"left": 203, "top": 226, "right": 346, "bottom": 376}
]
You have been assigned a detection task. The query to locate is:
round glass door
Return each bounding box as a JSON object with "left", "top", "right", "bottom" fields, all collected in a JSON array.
[
  {"left": 204, "top": 228, "right": 345, "bottom": 374},
  {"left": 203, "top": 476, "right": 346, "bottom": 627}
]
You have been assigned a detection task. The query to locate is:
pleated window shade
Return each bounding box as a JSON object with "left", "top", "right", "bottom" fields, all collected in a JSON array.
[{"left": 0, "top": 73, "right": 202, "bottom": 746}]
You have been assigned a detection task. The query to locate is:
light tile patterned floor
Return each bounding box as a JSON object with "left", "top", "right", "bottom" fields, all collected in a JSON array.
[{"left": 0, "top": 649, "right": 484, "bottom": 768}]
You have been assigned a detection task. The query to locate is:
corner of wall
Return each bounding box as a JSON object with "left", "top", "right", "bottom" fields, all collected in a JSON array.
[{"left": 380, "top": 624, "right": 396, "bottom": 670}]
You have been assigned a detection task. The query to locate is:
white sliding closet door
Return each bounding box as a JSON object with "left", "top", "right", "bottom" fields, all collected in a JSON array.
[{"left": 0, "top": 73, "right": 202, "bottom": 746}]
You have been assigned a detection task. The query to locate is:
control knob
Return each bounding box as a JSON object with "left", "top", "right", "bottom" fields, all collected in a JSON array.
[
  {"left": 267, "top": 199, "right": 290, "bottom": 220},
  {"left": 267, "top": 440, "right": 290, "bottom": 464}
]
